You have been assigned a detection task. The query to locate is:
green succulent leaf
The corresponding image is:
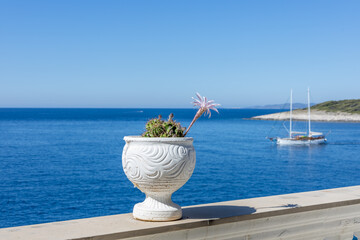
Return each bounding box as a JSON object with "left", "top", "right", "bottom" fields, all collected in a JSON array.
[{"left": 142, "top": 113, "right": 185, "bottom": 137}]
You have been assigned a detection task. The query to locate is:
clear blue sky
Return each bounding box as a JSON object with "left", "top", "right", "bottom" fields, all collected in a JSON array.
[{"left": 1, "top": 0, "right": 359, "bottom": 108}]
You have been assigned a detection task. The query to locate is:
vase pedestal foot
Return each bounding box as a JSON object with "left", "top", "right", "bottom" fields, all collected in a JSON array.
[{"left": 133, "top": 195, "right": 182, "bottom": 221}]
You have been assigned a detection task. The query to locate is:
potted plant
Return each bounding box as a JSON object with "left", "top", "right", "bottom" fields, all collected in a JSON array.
[{"left": 122, "top": 93, "right": 220, "bottom": 221}]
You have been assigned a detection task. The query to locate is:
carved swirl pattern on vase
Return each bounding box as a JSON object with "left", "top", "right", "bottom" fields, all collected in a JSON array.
[{"left": 123, "top": 143, "right": 195, "bottom": 182}]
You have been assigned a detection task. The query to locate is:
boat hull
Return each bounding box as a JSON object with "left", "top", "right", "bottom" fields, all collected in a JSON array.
[{"left": 277, "top": 138, "right": 326, "bottom": 145}]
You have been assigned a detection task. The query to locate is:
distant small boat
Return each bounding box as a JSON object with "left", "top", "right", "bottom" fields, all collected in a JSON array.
[{"left": 269, "top": 88, "right": 326, "bottom": 145}]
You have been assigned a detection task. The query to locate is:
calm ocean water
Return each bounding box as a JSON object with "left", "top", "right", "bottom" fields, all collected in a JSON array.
[{"left": 1, "top": 108, "right": 360, "bottom": 228}]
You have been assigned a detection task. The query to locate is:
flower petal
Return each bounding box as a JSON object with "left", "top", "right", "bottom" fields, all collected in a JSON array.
[{"left": 191, "top": 92, "right": 219, "bottom": 118}]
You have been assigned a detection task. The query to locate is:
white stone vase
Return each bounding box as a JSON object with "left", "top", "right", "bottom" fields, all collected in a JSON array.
[{"left": 122, "top": 136, "right": 196, "bottom": 221}]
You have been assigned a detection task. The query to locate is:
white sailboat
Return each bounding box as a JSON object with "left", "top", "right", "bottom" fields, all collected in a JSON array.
[{"left": 271, "top": 88, "right": 326, "bottom": 145}]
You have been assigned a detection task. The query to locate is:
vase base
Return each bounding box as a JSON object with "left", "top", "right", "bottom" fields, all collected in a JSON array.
[{"left": 133, "top": 202, "right": 182, "bottom": 221}]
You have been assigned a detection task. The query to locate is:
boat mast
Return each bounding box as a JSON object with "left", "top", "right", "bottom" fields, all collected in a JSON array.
[
  {"left": 290, "top": 89, "right": 292, "bottom": 138},
  {"left": 308, "top": 88, "right": 311, "bottom": 136}
]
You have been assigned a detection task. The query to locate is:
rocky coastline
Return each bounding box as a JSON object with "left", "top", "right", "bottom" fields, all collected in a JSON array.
[{"left": 251, "top": 109, "right": 360, "bottom": 122}]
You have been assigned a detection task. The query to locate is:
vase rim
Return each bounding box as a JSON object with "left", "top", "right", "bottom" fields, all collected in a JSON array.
[{"left": 124, "top": 136, "right": 193, "bottom": 142}]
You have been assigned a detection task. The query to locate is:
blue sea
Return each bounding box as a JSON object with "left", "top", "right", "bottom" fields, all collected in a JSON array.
[{"left": 1, "top": 108, "right": 360, "bottom": 228}]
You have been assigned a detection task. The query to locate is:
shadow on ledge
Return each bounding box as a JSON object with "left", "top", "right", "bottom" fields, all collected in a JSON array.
[{"left": 182, "top": 205, "right": 256, "bottom": 219}]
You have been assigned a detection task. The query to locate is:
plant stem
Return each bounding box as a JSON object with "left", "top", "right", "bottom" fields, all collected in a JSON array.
[{"left": 183, "top": 108, "right": 205, "bottom": 137}]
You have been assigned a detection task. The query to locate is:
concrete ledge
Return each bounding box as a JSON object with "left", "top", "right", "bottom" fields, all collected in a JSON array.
[{"left": 2, "top": 186, "right": 360, "bottom": 239}]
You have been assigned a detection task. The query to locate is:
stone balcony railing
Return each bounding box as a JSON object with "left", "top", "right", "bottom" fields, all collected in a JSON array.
[{"left": 1, "top": 186, "right": 360, "bottom": 240}]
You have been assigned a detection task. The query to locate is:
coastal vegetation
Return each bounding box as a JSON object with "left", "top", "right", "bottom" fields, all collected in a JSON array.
[{"left": 311, "top": 99, "right": 360, "bottom": 114}]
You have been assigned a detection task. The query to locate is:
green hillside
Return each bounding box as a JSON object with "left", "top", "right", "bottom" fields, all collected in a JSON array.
[{"left": 311, "top": 99, "right": 360, "bottom": 114}]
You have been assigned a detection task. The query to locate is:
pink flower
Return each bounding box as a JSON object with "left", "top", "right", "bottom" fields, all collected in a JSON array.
[
  {"left": 192, "top": 92, "right": 220, "bottom": 118},
  {"left": 184, "top": 93, "right": 220, "bottom": 136}
]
